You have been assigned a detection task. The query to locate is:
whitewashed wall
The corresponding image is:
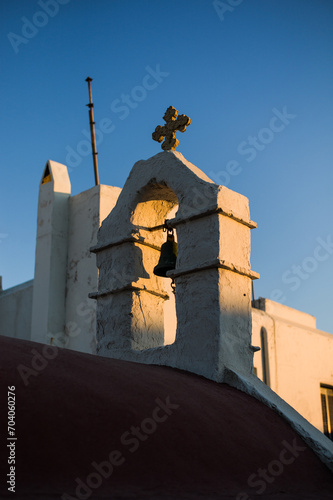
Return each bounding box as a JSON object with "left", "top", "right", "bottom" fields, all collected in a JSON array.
[
  {"left": 0, "top": 280, "right": 33, "bottom": 340},
  {"left": 252, "top": 298, "right": 333, "bottom": 432}
]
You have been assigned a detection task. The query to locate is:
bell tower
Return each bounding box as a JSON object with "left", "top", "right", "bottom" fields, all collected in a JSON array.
[{"left": 91, "top": 148, "right": 259, "bottom": 382}]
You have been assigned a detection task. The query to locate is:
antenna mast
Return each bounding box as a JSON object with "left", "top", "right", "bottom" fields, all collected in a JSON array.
[{"left": 85, "top": 77, "right": 99, "bottom": 186}]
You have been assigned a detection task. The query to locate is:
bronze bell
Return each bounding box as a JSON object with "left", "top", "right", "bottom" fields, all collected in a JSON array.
[{"left": 153, "top": 227, "right": 177, "bottom": 277}]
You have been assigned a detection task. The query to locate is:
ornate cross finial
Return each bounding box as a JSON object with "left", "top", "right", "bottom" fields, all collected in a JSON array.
[{"left": 152, "top": 106, "right": 191, "bottom": 150}]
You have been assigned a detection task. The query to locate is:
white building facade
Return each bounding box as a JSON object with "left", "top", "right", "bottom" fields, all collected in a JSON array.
[{"left": 0, "top": 157, "right": 332, "bottom": 440}]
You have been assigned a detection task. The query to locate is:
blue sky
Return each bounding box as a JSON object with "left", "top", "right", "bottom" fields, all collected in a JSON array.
[{"left": 1, "top": 0, "right": 333, "bottom": 332}]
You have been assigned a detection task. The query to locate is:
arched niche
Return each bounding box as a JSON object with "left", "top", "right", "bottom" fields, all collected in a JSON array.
[{"left": 130, "top": 182, "right": 179, "bottom": 348}]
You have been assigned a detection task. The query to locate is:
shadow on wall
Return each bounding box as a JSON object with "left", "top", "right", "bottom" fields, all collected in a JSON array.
[{"left": 130, "top": 184, "right": 179, "bottom": 348}]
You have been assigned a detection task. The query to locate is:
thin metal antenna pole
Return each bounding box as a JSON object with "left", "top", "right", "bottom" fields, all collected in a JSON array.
[{"left": 85, "top": 77, "right": 99, "bottom": 186}]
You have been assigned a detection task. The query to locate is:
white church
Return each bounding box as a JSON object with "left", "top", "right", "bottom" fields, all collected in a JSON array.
[{"left": 1, "top": 106, "right": 333, "bottom": 448}]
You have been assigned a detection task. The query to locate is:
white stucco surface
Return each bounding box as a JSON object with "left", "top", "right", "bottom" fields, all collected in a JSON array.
[
  {"left": 252, "top": 298, "right": 333, "bottom": 433},
  {"left": 255, "top": 296, "right": 316, "bottom": 328},
  {"left": 64, "top": 184, "right": 121, "bottom": 353},
  {"left": 0, "top": 280, "right": 33, "bottom": 340},
  {"left": 30, "top": 161, "right": 71, "bottom": 345},
  {"left": 30, "top": 161, "right": 71, "bottom": 344}
]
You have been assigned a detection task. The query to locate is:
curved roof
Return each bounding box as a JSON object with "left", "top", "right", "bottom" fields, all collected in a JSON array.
[{"left": 0, "top": 336, "right": 332, "bottom": 499}]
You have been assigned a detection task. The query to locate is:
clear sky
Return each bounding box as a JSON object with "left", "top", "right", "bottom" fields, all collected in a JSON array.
[{"left": 1, "top": 0, "right": 333, "bottom": 333}]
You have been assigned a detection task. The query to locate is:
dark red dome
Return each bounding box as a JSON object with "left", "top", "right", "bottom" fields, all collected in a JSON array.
[{"left": 0, "top": 336, "right": 332, "bottom": 499}]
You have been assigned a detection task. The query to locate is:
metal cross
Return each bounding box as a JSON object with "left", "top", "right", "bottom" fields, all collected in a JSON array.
[{"left": 152, "top": 106, "right": 191, "bottom": 150}]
